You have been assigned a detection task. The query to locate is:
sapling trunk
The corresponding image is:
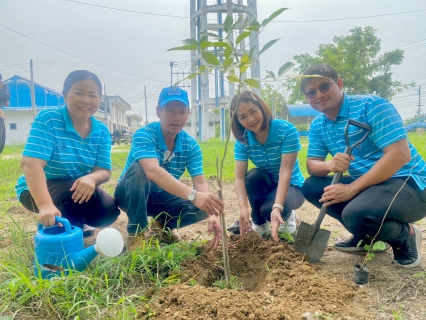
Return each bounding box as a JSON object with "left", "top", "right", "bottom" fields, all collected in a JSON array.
[{"left": 217, "top": 156, "right": 231, "bottom": 288}]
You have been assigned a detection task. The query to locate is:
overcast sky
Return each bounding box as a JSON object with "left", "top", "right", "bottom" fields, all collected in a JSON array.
[{"left": 1, "top": 0, "right": 425, "bottom": 121}]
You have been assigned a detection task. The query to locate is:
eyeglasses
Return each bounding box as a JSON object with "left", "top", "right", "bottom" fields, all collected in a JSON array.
[
  {"left": 304, "top": 80, "right": 335, "bottom": 99},
  {"left": 161, "top": 150, "right": 174, "bottom": 171}
]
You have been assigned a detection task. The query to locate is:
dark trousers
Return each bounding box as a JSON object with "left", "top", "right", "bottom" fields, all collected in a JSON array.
[
  {"left": 0, "top": 118, "right": 5, "bottom": 154},
  {"left": 114, "top": 162, "right": 208, "bottom": 234},
  {"left": 245, "top": 168, "right": 305, "bottom": 225},
  {"left": 20, "top": 179, "right": 120, "bottom": 228},
  {"left": 302, "top": 175, "right": 426, "bottom": 247}
]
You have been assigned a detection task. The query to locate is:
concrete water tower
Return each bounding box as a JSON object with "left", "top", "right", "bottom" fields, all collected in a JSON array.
[{"left": 189, "top": 0, "right": 260, "bottom": 141}]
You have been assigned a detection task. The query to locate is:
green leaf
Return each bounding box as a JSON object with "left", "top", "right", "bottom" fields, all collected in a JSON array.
[
  {"left": 182, "top": 38, "right": 198, "bottom": 46},
  {"left": 265, "top": 70, "right": 275, "bottom": 80},
  {"left": 223, "top": 15, "right": 233, "bottom": 33},
  {"left": 224, "top": 45, "right": 233, "bottom": 59},
  {"left": 239, "top": 65, "right": 248, "bottom": 74},
  {"left": 364, "top": 245, "right": 371, "bottom": 251},
  {"left": 249, "top": 46, "right": 257, "bottom": 59},
  {"left": 236, "top": 31, "right": 251, "bottom": 45},
  {"left": 198, "top": 65, "right": 207, "bottom": 72},
  {"left": 356, "top": 239, "right": 364, "bottom": 248},
  {"left": 222, "top": 58, "right": 234, "bottom": 68},
  {"left": 278, "top": 62, "right": 295, "bottom": 76},
  {"left": 166, "top": 45, "right": 198, "bottom": 52},
  {"left": 210, "top": 41, "right": 230, "bottom": 48},
  {"left": 372, "top": 241, "right": 387, "bottom": 251},
  {"left": 201, "top": 51, "right": 220, "bottom": 66},
  {"left": 245, "top": 21, "right": 261, "bottom": 32},
  {"left": 241, "top": 53, "right": 250, "bottom": 64},
  {"left": 199, "top": 35, "right": 208, "bottom": 44},
  {"left": 244, "top": 78, "right": 260, "bottom": 89},
  {"left": 261, "top": 8, "right": 288, "bottom": 27},
  {"left": 226, "top": 74, "right": 239, "bottom": 83},
  {"left": 228, "top": 14, "right": 246, "bottom": 35},
  {"left": 258, "top": 39, "right": 280, "bottom": 56},
  {"left": 201, "top": 41, "right": 213, "bottom": 49},
  {"left": 201, "top": 32, "right": 220, "bottom": 39},
  {"left": 187, "top": 73, "right": 199, "bottom": 80}
]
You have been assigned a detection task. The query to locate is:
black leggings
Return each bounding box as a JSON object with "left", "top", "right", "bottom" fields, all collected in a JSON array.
[
  {"left": 302, "top": 176, "right": 426, "bottom": 247},
  {"left": 20, "top": 179, "right": 120, "bottom": 227},
  {"left": 245, "top": 168, "right": 305, "bottom": 225}
]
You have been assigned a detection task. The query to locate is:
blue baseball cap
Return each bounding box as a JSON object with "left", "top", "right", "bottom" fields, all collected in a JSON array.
[{"left": 158, "top": 86, "right": 189, "bottom": 108}]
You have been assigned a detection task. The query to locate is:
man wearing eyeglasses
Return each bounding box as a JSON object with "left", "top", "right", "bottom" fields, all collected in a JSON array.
[
  {"left": 300, "top": 64, "right": 426, "bottom": 268},
  {"left": 114, "top": 86, "right": 224, "bottom": 251}
]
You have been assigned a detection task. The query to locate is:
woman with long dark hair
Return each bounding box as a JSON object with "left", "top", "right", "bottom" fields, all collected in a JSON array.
[{"left": 229, "top": 91, "right": 305, "bottom": 242}]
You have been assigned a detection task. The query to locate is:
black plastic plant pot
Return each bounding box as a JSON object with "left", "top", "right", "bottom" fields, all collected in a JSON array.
[{"left": 353, "top": 264, "right": 370, "bottom": 284}]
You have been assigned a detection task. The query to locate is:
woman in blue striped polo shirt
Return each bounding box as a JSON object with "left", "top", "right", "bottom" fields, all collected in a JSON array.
[
  {"left": 229, "top": 91, "right": 305, "bottom": 242},
  {"left": 16, "top": 70, "right": 120, "bottom": 235}
]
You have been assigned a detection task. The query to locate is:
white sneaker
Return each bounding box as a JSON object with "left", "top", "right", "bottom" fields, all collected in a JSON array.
[
  {"left": 279, "top": 210, "right": 297, "bottom": 235},
  {"left": 252, "top": 222, "right": 271, "bottom": 237}
]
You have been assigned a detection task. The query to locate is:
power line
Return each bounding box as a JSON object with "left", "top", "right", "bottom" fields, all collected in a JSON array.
[
  {"left": 63, "top": 0, "right": 187, "bottom": 18},
  {"left": 382, "top": 22, "right": 426, "bottom": 42},
  {"left": 61, "top": 1, "right": 426, "bottom": 23},
  {"left": 273, "top": 8, "right": 426, "bottom": 23},
  {"left": 0, "top": 24, "right": 169, "bottom": 84}
]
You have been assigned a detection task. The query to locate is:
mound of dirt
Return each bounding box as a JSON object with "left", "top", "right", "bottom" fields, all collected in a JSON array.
[{"left": 145, "top": 232, "right": 373, "bottom": 319}]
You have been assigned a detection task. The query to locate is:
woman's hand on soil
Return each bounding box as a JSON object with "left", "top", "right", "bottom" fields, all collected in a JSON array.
[
  {"left": 327, "top": 153, "right": 353, "bottom": 173},
  {"left": 38, "top": 204, "right": 62, "bottom": 227},
  {"left": 239, "top": 210, "right": 252, "bottom": 236},
  {"left": 207, "top": 215, "right": 221, "bottom": 248},
  {"left": 193, "top": 192, "right": 224, "bottom": 216},
  {"left": 70, "top": 176, "right": 96, "bottom": 204},
  {"left": 271, "top": 209, "right": 285, "bottom": 242},
  {"left": 320, "top": 183, "right": 357, "bottom": 206}
]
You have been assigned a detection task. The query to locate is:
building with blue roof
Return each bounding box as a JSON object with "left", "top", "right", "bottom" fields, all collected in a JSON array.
[
  {"left": 280, "top": 104, "right": 320, "bottom": 136},
  {"left": 2, "top": 75, "right": 138, "bottom": 145}
]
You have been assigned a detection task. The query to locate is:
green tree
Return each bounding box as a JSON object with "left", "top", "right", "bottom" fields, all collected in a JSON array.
[
  {"left": 261, "top": 83, "right": 287, "bottom": 118},
  {"left": 286, "top": 26, "right": 411, "bottom": 103}
]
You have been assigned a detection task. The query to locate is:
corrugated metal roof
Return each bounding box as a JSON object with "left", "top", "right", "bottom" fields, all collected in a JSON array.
[
  {"left": 287, "top": 104, "right": 320, "bottom": 117},
  {"left": 4, "top": 75, "right": 65, "bottom": 108}
]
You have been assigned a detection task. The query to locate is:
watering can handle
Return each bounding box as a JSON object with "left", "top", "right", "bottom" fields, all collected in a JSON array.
[
  {"left": 311, "top": 120, "right": 372, "bottom": 237},
  {"left": 37, "top": 216, "right": 73, "bottom": 234}
]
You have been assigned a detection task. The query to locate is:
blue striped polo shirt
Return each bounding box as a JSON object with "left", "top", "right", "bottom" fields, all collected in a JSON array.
[
  {"left": 234, "top": 119, "right": 305, "bottom": 187},
  {"left": 118, "top": 121, "right": 203, "bottom": 193},
  {"left": 15, "top": 106, "right": 112, "bottom": 199},
  {"left": 308, "top": 93, "right": 426, "bottom": 190}
]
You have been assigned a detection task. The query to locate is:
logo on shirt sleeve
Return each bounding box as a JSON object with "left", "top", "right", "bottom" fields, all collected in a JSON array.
[{"left": 57, "top": 141, "right": 66, "bottom": 151}]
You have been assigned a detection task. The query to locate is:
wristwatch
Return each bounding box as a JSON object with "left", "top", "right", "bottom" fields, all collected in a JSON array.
[{"left": 187, "top": 189, "right": 197, "bottom": 201}]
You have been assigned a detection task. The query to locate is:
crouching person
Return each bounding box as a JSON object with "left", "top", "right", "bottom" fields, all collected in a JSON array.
[
  {"left": 16, "top": 70, "right": 120, "bottom": 235},
  {"left": 114, "top": 86, "right": 224, "bottom": 251},
  {"left": 300, "top": 64, "right": 426, "bottom": 268}
]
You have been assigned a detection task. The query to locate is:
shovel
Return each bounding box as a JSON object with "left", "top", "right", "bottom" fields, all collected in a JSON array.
[{"left": 295, "top": 119, "right": 371, "bottom": 263}]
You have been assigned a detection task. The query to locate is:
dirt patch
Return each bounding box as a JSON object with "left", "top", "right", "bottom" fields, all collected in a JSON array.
[
  {"left": 2, "top": 181, "right": 426, "bottom": 319},
  {"left": 145, "top": 232, "right": 373, "bottom": 319}
]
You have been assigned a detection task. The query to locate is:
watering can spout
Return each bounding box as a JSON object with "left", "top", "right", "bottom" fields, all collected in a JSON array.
[{"left": 67, "top": 245, "right": 98, "bottom": 272}]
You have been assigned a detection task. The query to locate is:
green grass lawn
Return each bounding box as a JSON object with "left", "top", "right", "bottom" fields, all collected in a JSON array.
[{"left": 1, "top": 133, "right": 426, "bottom": 318}]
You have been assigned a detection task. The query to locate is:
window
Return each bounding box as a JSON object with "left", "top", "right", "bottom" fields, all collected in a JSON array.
[{"left": 9, "top": 123, "right": 17, "bottom": 130}]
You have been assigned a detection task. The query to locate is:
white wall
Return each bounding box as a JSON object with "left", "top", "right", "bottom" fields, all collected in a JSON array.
[
  {"left": 182, "top": 124, "right": 216, "bottom": 140},
  {"left": 4, "top": 110, "right": 34, "bottom": 145}
]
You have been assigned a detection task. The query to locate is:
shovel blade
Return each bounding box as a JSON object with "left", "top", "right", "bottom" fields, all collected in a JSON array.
[{"left": 294, "top": 221, "right": 331, "bottom": 263}]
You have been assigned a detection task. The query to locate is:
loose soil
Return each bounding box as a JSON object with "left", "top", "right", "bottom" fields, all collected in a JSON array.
[{"left": 2, "top": 179, "right": 426, "bottom": 319}]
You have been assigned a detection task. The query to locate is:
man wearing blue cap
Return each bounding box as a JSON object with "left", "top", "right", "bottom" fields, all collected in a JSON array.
[{"left": 114, "top": 86, "right": 224, "bottom": 251}]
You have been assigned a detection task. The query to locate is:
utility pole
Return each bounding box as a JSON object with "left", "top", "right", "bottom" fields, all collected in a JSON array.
[
  {"left": 416, "top": 85, "right": 422, "bottom": 122},
  {"left": 144, "top": 85, "right": 148, "bottom": 125},
  {"left": 103, "top": 85, "right": 108, "bottom": 129},
  {"left": 115, "top": 95, "right": 119, "bottom": 129},
  {"left": 30, "top": 59, "right": 36, "bottom": 120},
  {"left": 270, "top": 98, "right": 275, "bottom": 118}
]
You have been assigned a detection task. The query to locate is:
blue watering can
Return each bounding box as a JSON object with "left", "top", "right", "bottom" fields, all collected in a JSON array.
[{"left": 34, "top": 217, "right": 124, "bottom": 279}]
